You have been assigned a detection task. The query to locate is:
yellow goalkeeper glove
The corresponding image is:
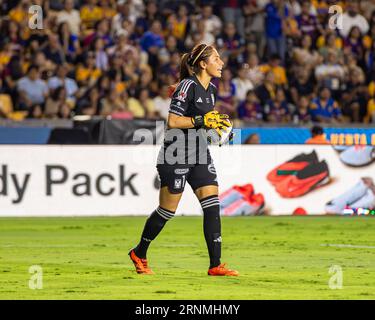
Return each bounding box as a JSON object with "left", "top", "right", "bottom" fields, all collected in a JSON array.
[
  {"left": 213, "top": 118, "right": 232, "bottom": 138},
  {"left": 192, "top": 110, "right": 231, "bottom": 129}
]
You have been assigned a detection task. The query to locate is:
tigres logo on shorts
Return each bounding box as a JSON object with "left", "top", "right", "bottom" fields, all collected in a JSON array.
[
  {"left": 174, "top": 179, "right": 182, "bottom": 189},
  {"left": 208, "top": 164, "right": 216, "bottom": 175}
]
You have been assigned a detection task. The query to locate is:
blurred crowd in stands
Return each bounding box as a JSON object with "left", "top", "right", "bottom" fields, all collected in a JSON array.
[{"left": 0, "top": 0, "right": 375, "bottom": 124}]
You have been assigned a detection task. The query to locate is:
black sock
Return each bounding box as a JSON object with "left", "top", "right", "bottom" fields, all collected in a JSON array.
[
  {"left": 134, "top": 207, "right": 175, "bottom": 259},
  {"left": 200, "top": 195, "right": 221, "bottom": 269}
]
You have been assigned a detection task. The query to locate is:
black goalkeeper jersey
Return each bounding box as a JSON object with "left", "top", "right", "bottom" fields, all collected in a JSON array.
[{"left": 157, "top": 74, "right": 218, "bottom": 167}]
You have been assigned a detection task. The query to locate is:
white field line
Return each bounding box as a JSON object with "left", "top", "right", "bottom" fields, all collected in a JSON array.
[{"left": 321, "top": 243, "right": 375, "bottom": 249}]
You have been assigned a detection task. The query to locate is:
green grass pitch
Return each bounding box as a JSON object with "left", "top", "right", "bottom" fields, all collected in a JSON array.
[{"left": 0, "top": 216, "right": 375, "bottom": 300}]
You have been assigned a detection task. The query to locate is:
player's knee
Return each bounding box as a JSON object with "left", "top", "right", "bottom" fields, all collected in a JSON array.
[
  {"left": 159, "top": 187, "right": 183, "bottom": 212},
  {"left": 195, "top": 185, "right": 219, "bottom": 200}
]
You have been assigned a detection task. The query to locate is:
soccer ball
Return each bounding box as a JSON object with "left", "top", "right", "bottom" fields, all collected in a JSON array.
[{"left": 206, "top": 121, "right": 233, "bottom": 146}]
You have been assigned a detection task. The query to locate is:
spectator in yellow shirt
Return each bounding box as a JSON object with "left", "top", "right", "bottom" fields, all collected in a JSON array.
[
  {"left": 99, "top": 0, "right": 117, "bottom": 20},
  {"left": 165, "top": 4, "right": 190, "bottom": 41},
  {"left": 128, "top": 88, "right": 157, "bottom": 119},
  {"left": 75, "top": 52, "right": 102, "bottom": 88},
  {"left": 365, "top": 98, "right": 375, "bottom": 123},
  {"left": 80, "top": 0, "right": 103, "bottom": 31},
  {"left": 259, "top": 54, "right": 287, "bottom": 86},
  {"left": 9, "top": 0, "right": 29, "bottom": 24},
  {"left": 0, "top": 43, "right": 12, "bottom": 69},
  {"left": 369, "top": 81, "right": 375, "bottom": 98}
]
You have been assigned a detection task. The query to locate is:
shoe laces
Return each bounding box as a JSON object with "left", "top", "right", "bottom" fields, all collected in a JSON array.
[
  {"left": 141, "top": 258, "right": 149, "bottom": 269},
  {"left": 217, "top": 263, "right": 228, "bottom": 270}
]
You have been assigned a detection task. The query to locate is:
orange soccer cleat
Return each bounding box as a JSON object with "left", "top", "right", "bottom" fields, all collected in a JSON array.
[
  {"left": 208, "top": 263, "right": 239, "bottom": 276},
  {"left": 128, "top": 249, "right": 154, "bottom": 275}
]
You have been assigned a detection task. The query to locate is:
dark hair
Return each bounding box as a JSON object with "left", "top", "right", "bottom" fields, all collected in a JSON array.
[
  {"left": 57, "top": 21, "right": 69, "bottom": 36},
  {"left": 348, "top": 25, "right": 361, "bottom": 38},
  {"left": 27, "top": 65, "right": 39, "bottom": 73},
  {"left": 7, "top": 55, "right": 23, "bottom": 79},
  {"left": 96, "top": 75, "right": 111, "bottom": 91},
  {"left": 270, "top": 53, "right": 281, "bottom": 61},
  {"left": 179, "top": 43, "right": 215, "bottom": 82},
  {"left": 311, "top": 125, "right": 324, "bottom": 136},
  {"left": 246, "top": 89, "right": 255, "bottom": 97},
  {"left": 319, "top": 85, "right": 330, "bottom": 94},
  {"left": 135, "top": 87, "right": 150, "bottom": 99},
  {"left": 244, "top": 133, "right": 260, "bottom": 144}
]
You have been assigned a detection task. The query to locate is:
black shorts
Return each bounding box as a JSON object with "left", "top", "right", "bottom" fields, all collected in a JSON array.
[{"left": 156, "top": 163, "right": 218, "bottom": 194}]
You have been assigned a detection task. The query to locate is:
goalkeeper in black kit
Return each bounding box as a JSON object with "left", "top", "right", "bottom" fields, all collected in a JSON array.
[{"left": 129, "top": 43, "right": 239, "bottom": 276}]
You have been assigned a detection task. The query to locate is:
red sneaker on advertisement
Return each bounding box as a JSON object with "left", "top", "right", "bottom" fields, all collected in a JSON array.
[
  {"left": 275, "top": 160, "right": 330, "bottom": 198},
  {"left": 267, "top": 151, "right": 319, "bottom": 185}
]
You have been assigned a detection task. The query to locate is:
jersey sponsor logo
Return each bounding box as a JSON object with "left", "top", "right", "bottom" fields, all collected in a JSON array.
[
  {"left": 174, "top": 168, "right": 189, "bottom": 175},
  {"left": 206, "top": 98, "right": 210, "bottom": 103},
  {"left": 176, "top": 91, "right": 187, "bottom": 102},
  {"left": 208, "top": 163, "right": 216, "bottom": 175},
  {"left": 175, "top": 79, "right": 195, "bottom": 103},
  {"left": 196, "top": 97, "right": 203, "bottom": 103},
  {"left": 174, "top": 178, "right": 182, "bottom": 189}
]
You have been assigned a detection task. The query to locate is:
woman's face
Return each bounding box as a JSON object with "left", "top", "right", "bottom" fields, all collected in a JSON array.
[
  {"left": 301, "top": 2, "right": 311, "bottom": 14},
  {"left": 35, "top": 52, "right": 46, "bottom": 65},
  {"left": 166, "top": 36, "right": 177, "bottom": 49},
  {"left": 9, "top": 21, "right": 18, "bottom": 33},
  {"left": 98, "top": 20, "right": 109, "bottom": 34},
  {"left": 299, "top": 96, "right": 309, "bottom": 109},
  {"left": 204, "top": 48, "right": 224, "bottom": 78},
  {"left": 246, "top": 92, "right": 257, "bottom": 103},
  {"left": 302, "top": 35, "right": 312, "bottom": 48},
  {"left": 265, "top": 71, "right": 275, "bottom": 83},
  {"left": 141, "top": 71, "right": 152, "bottom": 84},
  {"left": 350, "top": 27, "right": 361, "bottom": 39},
  {"left": 197, "top": 20, "right": 206, "bottom": 33},
  {"left": 320, "top": 88, "right": 331, "bottom": 99},
  {"left": 140, "top": 90, "right": 149, "bottom": 100},
  {"left": 178, "top": 5, "right": 187, "bottom": 17},
  {"left": 147, "top": 2, "right": 157, "bottom": 15},
  {"left": 238, "top": 65, "right": 248, "bottom": 79},
  {"left": 95, "top": 38, "right": 104, "bottom": 50},
  {"left": 109, "top": 88, "right": 119, "bottom": 100},
  {"left": 276, "top": 89, "right": 285, "bottom": 102},
  {"left": 171, "top": 52, "right": 180, "bottom": 64},
  {"left": 87, "top": 53, "right": 96, "bottom": 67},
  {"left": 327, "top": 34, "right": 336, "bottom": 46},
  {"left": 100, "top": 77, "right": 110, "bottom": 89},
  {"left": 248, "top": 54, "right": 258, "bottom": 67}
]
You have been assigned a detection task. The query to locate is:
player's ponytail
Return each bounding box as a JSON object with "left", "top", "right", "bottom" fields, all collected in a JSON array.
[{"left": 179, "top": 53, "right": 193, "bottom": 82}]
